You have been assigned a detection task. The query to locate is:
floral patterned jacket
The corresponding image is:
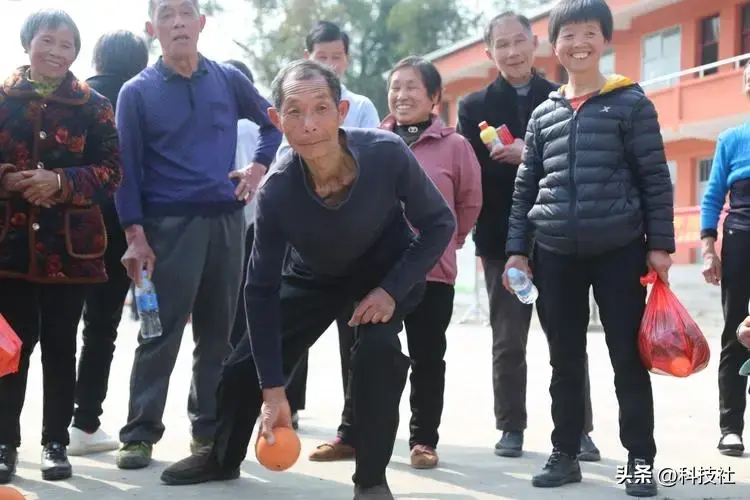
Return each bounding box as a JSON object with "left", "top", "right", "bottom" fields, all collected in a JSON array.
[{"left": 0, "top": 66, "right": 122, "bottom": 283}]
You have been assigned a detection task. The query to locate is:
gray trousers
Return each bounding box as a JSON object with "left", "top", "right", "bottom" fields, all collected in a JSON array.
[
  {"left": 482, "top": 257, "right": 593, "bottom": 434},
  {"left": 119, "top": 211, "right": 245, "bottom": 444}
]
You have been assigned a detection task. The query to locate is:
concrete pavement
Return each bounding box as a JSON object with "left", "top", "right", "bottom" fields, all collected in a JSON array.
[{"left": 7, "top": 265, "right": 750, "bottom": 499}]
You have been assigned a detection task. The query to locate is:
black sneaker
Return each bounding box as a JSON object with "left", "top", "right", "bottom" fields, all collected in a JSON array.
[
  {"left": 718, "top": 433, "right": 744, "bottom": 457},
  {"left": 161, "top": 451, "right": 240, "bottom": 486},
  {"left": 0, "top": 445, "right": 18, "bottom": 484},
  {"left": 41, "top": 442, "right": 72, "bottom": 481},
  {"left": 353, "top": 483, "right": 394, "bottom": 499},
  {"left": 624, "top": 458, "right": 658, "bottom": 497},
  {"left": 494, "top": 431, "right": 523, "bottom": 457},
  {"left": 531, "top": 449, "right": 582, "bottom": 488},
  {"left": 578, "top": 433, "right": 601, "bottom": 461}
]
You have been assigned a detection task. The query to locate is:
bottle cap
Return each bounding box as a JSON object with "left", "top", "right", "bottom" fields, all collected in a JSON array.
[{"left": 478, "top": 121, "right": 488, "bottom": 129}]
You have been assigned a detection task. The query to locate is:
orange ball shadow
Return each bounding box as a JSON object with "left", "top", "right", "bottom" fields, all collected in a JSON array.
[{"left": 255, "top": 427, "right": 301, "bottom": 471}]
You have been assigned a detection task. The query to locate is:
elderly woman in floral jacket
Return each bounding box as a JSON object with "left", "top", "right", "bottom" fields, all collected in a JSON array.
[{"left": 0, "top": 9, "right": 122, "bottom": 484}]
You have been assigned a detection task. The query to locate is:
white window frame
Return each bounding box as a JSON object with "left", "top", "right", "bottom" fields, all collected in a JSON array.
[
  {"left": 667, "top": 160, "right": 678, "bottom": 188},
  {"left": 641, "top": 26, "right": 682, "bottom": 90},
  {"left": 600, "top": 48, "right": 615, "bottom": 75},
  {"left": 696, "top": 156, "right": 713, "bottom": 204}
]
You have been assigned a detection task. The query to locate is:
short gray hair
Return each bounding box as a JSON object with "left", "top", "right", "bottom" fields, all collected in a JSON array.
[
  {"left": 270, "top": 59, "right": 342, "bottom": 110},
  {"left": 20, "top": 9, "right": 81, "bottom": 56},
  {"left": 148, "top": 0, "right": 200, "bottom": 18}
]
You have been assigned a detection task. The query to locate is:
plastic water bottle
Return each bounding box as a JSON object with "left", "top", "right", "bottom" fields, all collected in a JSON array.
[
  {"left": 135, "top": 270, "right": 163, "bottom": 339},
  {"left": 507, "top": 268, "right": 538, "bottom": 305}
]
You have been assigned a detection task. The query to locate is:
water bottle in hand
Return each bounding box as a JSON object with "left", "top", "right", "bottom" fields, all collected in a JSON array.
[
  {"left": 507, "top": 267, "right": 538, "bottom": 305},
  {"left": 135, "top": 270, "right": 163, "bottom": 339}
]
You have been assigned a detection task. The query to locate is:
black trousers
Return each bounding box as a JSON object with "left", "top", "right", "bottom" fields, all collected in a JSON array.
[
  {"left": 211, "top": 277, "right": 422, "bottom": 487},
  {"left": 718, "top": 227, "right": 750, "bottom": 435},
  {"left": 482, "top": 257, "right": 594, "bottom": 434},
  {"left": 336, "top": 282, "right": 454, "bottom": 449},
  {"left": 73, "top": 208, "right": 131, "bottom": 432},
  {"left": 534, "top": 238, "right": 655, "bottom": 460},
  {"left": 0, "top": 279, "right": 86, "bottom": 447},
  {"left": 229, "top": 223, "right": 255, "bottom": 349},
  {"left": 285, "top": 311, "right": 354, "bottom": 412}
]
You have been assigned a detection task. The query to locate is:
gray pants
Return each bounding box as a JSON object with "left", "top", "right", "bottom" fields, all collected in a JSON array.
[
  {"left": 482, "top": 257, "right": 593, "bottom": 434},
  {"left": 119, "top": 212, "right": 245, "bottom": 444}
]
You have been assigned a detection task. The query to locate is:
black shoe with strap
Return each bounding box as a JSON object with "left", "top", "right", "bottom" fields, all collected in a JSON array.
[
  {"left": 531, "top": 449, "right": 582, "bottom": 488},
  {"left": 41, "top": 442, "right": 72, "bottom": 481},
  {"left": 624, "top": 457, "right": 658, "bottom": 497},
  {"left": 0, "top": 445, "right": 17, "bottom": 484}
]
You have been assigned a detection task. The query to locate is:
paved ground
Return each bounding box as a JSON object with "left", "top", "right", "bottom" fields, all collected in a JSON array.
[{"left": 7, "top": 265, "right": 750, "bottom": 499}]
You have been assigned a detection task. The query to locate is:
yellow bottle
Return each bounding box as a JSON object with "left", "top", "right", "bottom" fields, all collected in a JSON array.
[{"left": 479, "top": 121, "right": 502, "bottom": 150}]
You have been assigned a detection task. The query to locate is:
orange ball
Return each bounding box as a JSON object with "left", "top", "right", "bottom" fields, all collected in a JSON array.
[
  {"left": 0, "top": 486, "right": 24, "bottom": 500},
  {"left": 669, "top": 356, "right": 692, "bottom": 377},
  {"left": 255, "top": 427, "right": 301, "bottom": 471}
]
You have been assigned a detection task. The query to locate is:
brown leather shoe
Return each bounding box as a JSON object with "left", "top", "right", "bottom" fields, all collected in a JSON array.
[
  {"left": 308, "top": 439, "right": 355, "bottom": 462},
  {"left": 410, "top": 445, "right": 438, "bottom": 469}
]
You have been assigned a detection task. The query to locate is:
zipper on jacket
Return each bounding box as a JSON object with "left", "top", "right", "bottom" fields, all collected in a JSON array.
[{"left": 567, "top": 105, "right": 579, "bottom": 254}]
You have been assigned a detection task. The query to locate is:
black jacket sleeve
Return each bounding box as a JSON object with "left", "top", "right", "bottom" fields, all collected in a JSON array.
[
  {"left": 506, "top": 116, "right": 542, "bottom": 257},
  {"left": 625, "top": 96, "right": 676, "bottom": 253}
]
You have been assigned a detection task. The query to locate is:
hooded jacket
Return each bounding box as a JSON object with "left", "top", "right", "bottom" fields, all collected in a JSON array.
[{"left": 506, "top": 75, "right": 675, "bottom": 257}]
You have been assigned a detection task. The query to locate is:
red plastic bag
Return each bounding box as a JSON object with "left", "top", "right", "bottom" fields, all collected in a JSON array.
[
  {"left": 638, "top": 271, "right": 710, "bottom": 377},
  {"left": 0, "top": 314, "right": 22, "bottom": 378}
]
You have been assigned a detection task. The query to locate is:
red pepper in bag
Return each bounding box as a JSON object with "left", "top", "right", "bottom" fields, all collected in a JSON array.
[
  {"left": 0, "top": 314, "right": 21, "bottom": 378},
  {"left": 638, "top": 271, "right": 710, "bottom": 377}
]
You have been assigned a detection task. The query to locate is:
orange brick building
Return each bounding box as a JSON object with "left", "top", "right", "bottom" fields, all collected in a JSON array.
[{"left": 427, "top": 0, "right": 749, "bottom": 263}]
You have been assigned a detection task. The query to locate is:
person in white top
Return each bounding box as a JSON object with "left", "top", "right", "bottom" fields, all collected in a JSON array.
[
  {"left": 274, "top": 21, "right": 380, "bottom": 163},
  {"left": 282, "top": 21, "right": 381, "bottom": 428},
  {"left": 224, "top": 60, "right": 260, "bottom": 224}
]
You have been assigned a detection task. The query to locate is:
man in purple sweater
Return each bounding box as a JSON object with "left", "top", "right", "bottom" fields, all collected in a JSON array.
[
  {"left": 159, "top": 59, "right": 455, "bottom": 499},
  {"left": 113, "top": 0, "right": 281, "bottom": 470}
]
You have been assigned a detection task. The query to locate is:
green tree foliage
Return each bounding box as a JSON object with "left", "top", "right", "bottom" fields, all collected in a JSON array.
[{"left": 233, "top": 0, "right": 480, "bottom": 115}]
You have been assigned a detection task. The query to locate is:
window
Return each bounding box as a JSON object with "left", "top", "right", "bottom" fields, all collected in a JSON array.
[
  {"left": 558, "top": 64, "right": 569, "bottom": 84},
  {"left": 741, "top": 4, "right": 750, "bottom": 57},
  {"left": 600, "top": 49, "right": 615, "bottom": 75},
  {"left": 699, "top": 15, "right": 720, "bottom": 75},
  {"left": 642, "top": 27, "right": 682, "bottom": 90},
  {"left": 667, "top": 160, "right": 678, "bottom": 188},
  {"left": 697, "top": 157, "right": 713, "bottom": 203}
]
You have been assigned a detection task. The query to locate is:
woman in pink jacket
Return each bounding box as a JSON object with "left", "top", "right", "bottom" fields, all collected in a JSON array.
[{"left": 310, "top": 56, "right": 482, "bottom": 470}]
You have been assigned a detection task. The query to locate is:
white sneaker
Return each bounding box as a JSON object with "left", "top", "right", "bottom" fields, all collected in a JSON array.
[{"left": 68, "top": 427, "right": 119, "bottom": 456}]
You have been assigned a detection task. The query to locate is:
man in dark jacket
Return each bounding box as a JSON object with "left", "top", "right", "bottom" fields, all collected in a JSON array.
[
  {"left": 68, "top": 30, "right": 149, "bottom": 457},
  {"left": 456, "top": 11, "right": 598, "bottom": 459},
  {"left": 505, "top": 0, "right": 674, "bottom": 495}
]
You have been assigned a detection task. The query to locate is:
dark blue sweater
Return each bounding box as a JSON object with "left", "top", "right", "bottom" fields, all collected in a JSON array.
[
  {"left": 247, "top": 128, "right": 456, "bottom": 388},
  {"left": 114, "top": 56, "right": 281, "bottom": 228}
]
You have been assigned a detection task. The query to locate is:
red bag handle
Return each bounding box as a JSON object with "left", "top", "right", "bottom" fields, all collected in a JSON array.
[{"left": 640, "top": 270, "right": 658, "bottom": 287}]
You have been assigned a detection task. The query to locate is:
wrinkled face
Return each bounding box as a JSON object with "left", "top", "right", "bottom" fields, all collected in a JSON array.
[
  {"left": 485, "top": 17, "right": 537, "bottom": 84},
  {"left": 306, "top": 40, "right": 349, "bottom": 78},
  {"left": 147, "top": 0, "right": 205, "bottom": 59},
  {"left": 269, "top": 75, "right": 349, "bottom": 162},
  {"left": 744, "top": 64, "right": 750, "bottom": 96},
  {"left": 554, "top": 21, "right": 608, "bottom": 76},
  {"left": 388, "top": 67, "right": 435, "bottom": 125},
  {"left": 28, "top": 25, "right": 77, "bottom": 81}
]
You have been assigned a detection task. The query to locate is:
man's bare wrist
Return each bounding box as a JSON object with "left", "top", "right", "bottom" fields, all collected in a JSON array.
[
  {"left": 125, "top": 225, "right": 145, "bottom": 244},
  {"left": 701, "top": 237, "right": 717, "bottom": 256},
  {"left": 262, "top": 387, "right": 286, "bottom": 402}
]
